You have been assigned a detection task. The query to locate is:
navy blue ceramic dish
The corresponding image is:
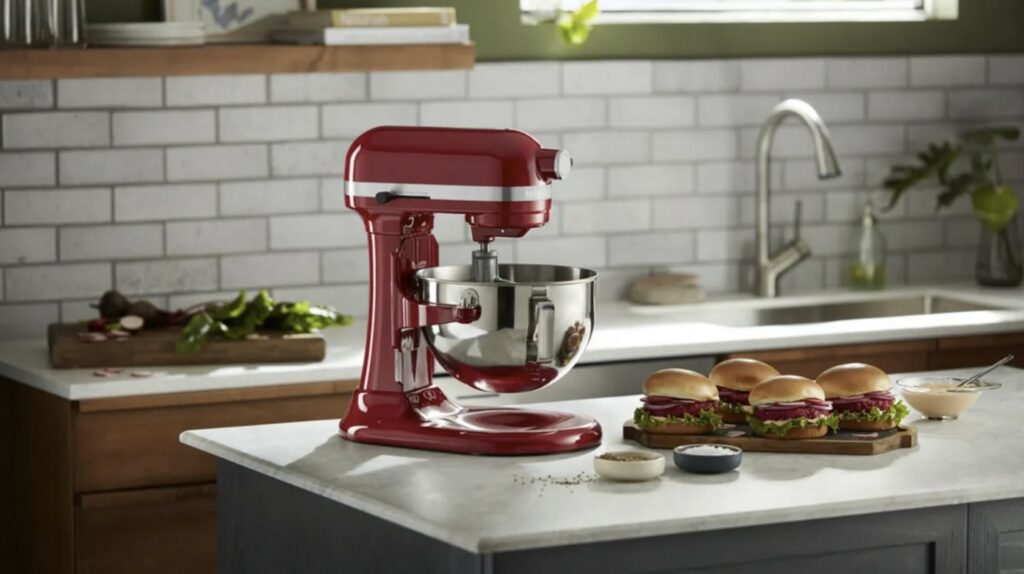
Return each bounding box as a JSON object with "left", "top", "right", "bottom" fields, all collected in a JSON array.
[{"left": 673, "top": 444, "right": 742, "bottom": 474}]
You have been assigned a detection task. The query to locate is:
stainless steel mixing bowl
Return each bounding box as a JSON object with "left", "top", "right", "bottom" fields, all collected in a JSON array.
[{"left": 416, "top": 264, "right": 597, "bottom": 393}]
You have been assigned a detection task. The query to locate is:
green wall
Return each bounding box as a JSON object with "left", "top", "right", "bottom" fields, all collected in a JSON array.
[{"left": 89, "top": 0, "right": 1024, "bottom": 61}]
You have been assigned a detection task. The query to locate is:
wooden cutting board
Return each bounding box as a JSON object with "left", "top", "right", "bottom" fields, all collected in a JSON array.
[
  {"left": 623, "top": 420, "right": 917, "bottom": 455},
  {"left": 47, "top": 323, "right": 327, "bottom": 369}
]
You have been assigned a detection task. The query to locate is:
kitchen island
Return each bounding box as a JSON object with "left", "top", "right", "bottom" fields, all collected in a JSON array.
[{"left": 182, "top": 367, "right": 1024, "bottom": 574}]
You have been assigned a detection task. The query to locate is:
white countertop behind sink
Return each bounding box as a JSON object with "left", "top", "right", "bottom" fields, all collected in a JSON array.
[
  {"left": 181, "top": 367, "right": 1024, "bottom": 554},
  {"left": 2, "top": 284, "right": 1023, "bottom": 401}
]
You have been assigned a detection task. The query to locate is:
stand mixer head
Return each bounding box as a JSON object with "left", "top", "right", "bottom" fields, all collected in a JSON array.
[{"left": 339, "top": 126, "right": 601, "bottom": 455}]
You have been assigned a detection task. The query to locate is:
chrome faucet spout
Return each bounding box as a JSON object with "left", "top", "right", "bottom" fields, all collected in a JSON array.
[{"left": 755, "top": 99, "right": 841, "bottom": 297}]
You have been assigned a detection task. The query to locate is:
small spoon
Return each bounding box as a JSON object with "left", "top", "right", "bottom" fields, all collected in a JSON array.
[{"left": 957, "top": 354, "right": 1014, "bottom": 387}]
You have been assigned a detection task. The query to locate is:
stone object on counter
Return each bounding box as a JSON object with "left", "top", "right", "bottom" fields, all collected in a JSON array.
[{"left": 628, "top": 273, "right": 706, "bottom": 305}]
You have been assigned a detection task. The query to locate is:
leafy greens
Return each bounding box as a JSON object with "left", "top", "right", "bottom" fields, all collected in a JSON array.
[
  {"left": 836, "top": 401, "right": 910, "bottom": 425},
  {"left": 177, "top": 289, "right": 352, "bottom": 354},
  {"left": 746, "top": 414, "right": 840, "bottom": 437},
  {"left": 634, "top": 407, "right": 723, "bottom": 430}
]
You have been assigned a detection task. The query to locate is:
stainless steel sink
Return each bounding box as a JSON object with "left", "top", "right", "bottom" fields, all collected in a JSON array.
[{"left": 663, "top": 294, "right": 1008, "bottom": 328}]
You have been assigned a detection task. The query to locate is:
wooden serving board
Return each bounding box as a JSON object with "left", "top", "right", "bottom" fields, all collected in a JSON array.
[
  {"left": 47, "top": 323, "right": 326, "bottom": 369},
  {"left": 623, "top": 420, "right": 917, "bottom": 455}
]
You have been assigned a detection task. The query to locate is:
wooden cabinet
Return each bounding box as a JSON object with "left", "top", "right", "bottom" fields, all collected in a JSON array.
[
  {"left": 725, "top": 331, "right": 1024, "bottom": 378},
  {"left": 0, "top": 378, "right": 356, "bottom": 574},
  {"left": 968, "top": 499, "right": 1024, "bottom": 573}
]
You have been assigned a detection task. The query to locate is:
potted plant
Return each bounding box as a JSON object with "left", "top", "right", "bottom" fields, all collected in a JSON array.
[{"left": 883, "top": 127, "right": 1022, "bottom": 287}]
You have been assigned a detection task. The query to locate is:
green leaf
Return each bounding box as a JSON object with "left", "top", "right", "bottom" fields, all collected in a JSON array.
[
  {"left": 836, "top": 401, "right": 910, "bottom": 425},
  {"left": 972, "top": 185, "right": 1020, "bottom": 232},
  {"left": 961, "top": 126, "right": 1020, "bottom": 146},
  {"left": 633, "top": 407, "right": 723, "bottom": 430},
  {"left": 558, "top": 0, "right": 599, "bottom": 46},
  {"left": 745, "top": 414, "right": 839, "bottom": 437}
]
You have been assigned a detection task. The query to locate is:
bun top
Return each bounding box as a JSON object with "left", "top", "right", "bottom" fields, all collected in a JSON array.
[
  {"left": 709, "top": 358, "right": 780, "bottom": 392},
  {"left": 643, "top": 369, "right": 719, "bottom": 401},
  {"left": 816, "top": 363, "right": 891, "bottom": 398},
  {"left": 748, "top": 375, "right": 824, "bottom": 406}
]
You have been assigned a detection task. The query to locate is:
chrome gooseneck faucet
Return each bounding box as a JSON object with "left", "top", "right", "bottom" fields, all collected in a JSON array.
[{"left": 755, "top": 99, "right": 842, "bottom": 297}]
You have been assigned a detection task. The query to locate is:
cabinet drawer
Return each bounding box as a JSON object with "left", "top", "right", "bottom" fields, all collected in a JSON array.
[
  {"left": 726, "top": 340, "right": 932, "bottom": 379},
  {"left": 74, "top": 391, "right": 351, "bottom": 492},
  {"left": 932, "top": 333, "right": 1024, "bottom": 370},
  {"left": 75, "top": 484, "right": 216, "bottom": 574}
]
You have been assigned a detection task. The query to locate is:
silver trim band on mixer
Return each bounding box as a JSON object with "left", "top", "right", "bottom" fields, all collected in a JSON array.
[{"left": 345, "top": 181, "right": 551, "bottom": 202}]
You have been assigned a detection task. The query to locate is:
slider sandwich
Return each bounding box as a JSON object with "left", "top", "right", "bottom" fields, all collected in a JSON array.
[
  {"left": 709, "top": 358, "right": 780, "bottom": 424},
  {"left": 816, "top": 363, "right": 909, "bottom": 431},
  {"left": 634, "top": 369, "right": 722, "bottom": 434},
  {"left": 747, "top": 375, "right": 838, "bottom": 439}
]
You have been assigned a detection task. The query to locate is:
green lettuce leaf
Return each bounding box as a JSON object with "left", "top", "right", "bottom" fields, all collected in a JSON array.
[
  {"left": 746, "top": 414, "right": 839, "bottom": 437},
  {"left": 836, "top": 401, "right": 909, "bottom": 425},
  {"left": 634, "top": 407, "right": 722, "bottom": 430}
]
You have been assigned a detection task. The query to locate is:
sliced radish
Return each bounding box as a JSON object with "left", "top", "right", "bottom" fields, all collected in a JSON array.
[{"left": 119, "top": 314, "right": 144, "bottom": 332}]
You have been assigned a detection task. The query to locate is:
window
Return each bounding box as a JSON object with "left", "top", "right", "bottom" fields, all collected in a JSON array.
[{"left": 521, "top": 0, "right": 958, "bottom": 24}]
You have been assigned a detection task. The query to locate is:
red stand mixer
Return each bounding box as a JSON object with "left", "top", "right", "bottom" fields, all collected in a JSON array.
[{"left": 339, "top": 126, "right": 602, "bottom": 455}]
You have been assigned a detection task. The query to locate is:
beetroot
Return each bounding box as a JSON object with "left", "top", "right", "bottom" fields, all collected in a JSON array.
[
  {"left": 642, "top": 396, "right": 718, "bottom": 418},
  {"left": 718, "top": 387, "right": 750, "bottom": 406}
]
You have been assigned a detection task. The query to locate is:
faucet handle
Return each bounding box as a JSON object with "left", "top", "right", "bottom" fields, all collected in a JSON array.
[{"left": 793, "top": 199, "right": 803, "bottom": 241}]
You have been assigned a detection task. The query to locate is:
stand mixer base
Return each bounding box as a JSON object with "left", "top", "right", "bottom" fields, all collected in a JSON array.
[{"left": 339, "top": 389, "right": 602, "bottom": 455}]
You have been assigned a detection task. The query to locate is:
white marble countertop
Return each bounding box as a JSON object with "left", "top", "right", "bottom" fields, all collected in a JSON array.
[
  {"left": 3, "top": 284, "right": 1023, "bottom": 401},
  {"left": 181, "top": 367, "right": 1024, "bottom": 554}
]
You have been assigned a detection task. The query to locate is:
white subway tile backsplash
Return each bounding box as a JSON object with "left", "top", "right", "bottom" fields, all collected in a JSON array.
[
  {"left": 468, "top": 63, "right": 561, "bottom": 98},
  {"left": 740, "top": 124, "right": 904, "bottom": 159},
  {"left": 319, "top": 177, "right": 346, "bottom": 211},
  {"left": 0, "top": 80, "right": 54, "bottom": 109},
  {"left": 0, "top": 227, "right": 56, "bottom": 263},
  {"left": 826, "top": 58, "right": 907, "bottom": 89},
  {"left": 696, "top": 228, "right": 754, "bottom": 262},
  {"left": 783, "top": 157, "right": 866, "bottom": 190},
  {"left": 3, "top": 112, "right": 109, "bottom": 149},
  {"left": 799, "top": 224, "right": 859, "bottom": 256},
  {"left": 652, "top": 196, "right": 741, "bottom": 230},
  {"left": 738, "top": 192, "right": 825, "bottom": 226},
  {"left": 785, "top": 92, "right": 866, "bottom": 123},
  {"left": 0, "top": 303, "right": 59, "bottom": 339},
  {"left": 909, "top": 56, "right": 986, "bottom": 87},
  {"left": 269, "top": 73, "right": 367, "bottom": 103},
  {"left": 220, "top": 178, "right": 320, "bottom": 216},
  {"left": 653, "top": 61, "right": 740, "bottom": 94},
  {"left": 370, "top": 70, "right": 466, "bottom": 100},
  {"left": 219, "top": 105, "right": 319, "bottom": 142},
  {"left": 166, "top": 75, "right": 266, "bottom": 106},
  {"left": 697, "top": 94, "right": 781, "bottom": 127},
  {"left": 867, "top": 90, "right": 945, "bottom": 121},
  {"left": 653, "top": 130, "right": 736, "bottom": 162},
  {"left": 322, "top": 248, "right": 370, "bottom": 284},
  {"left": 60, "top": 149, "right": 163, "bottom": 185},
  {"left": 5, "top": 188, "right": 110, "bottom": 225},
  {"left": 270, "top": 141, "right": 347, "bottom": 176},
  {"left": 562, "top": 199, "right": 650, "bottom": 235},
  {"left": 167, "top": 219, "right": 267, "bottom": 256},
  {"left": 115, "top": 183, "right": 217, "bottom": 221},
  {"left": 6, "top": 262, "right": 110, "bottom": 301},
  {"left": 824, "top": 189, "right": 904, "bottom": 223},
  {"left": 948, "top": 89, "right": 1024, "bottom": 119},
  {"left": 697, "top": 160, "right": 780, "bottom": 194},
  {"left": 550, "top": 166, "right": 605, "bottom": 202},
  {"left": 741, "top": 59, "right": 825, "bottom": 91},
  {"left": 610, "top": 96, "right": 695, "bottom": 128},
  {"left": 608, "top": 164, "right": 694, "bottom": 197},
  {"left": 563, "top": 61, "right": 653, "bottom": 95},
  {"left": 57, "top": 78, "right": 162, "bottom": 109},
  {"left": 516, "top": 98, "right": 605, "bottom": 131},
  {"left": 221, "top": 251, "right": 319, "bottom": 288},
  {"left": 989, "top": 56, "right": 1024, "bottom": 85},
  {"left": 60, "top": 224, "right": 163, "bottom": 261},
  {"left": 113, "top": 110, "right": 216, "bottom": 146},
  {"left": 321, "top": 103, "right": 417, "bottom": 137},
  {"left": 563, "top": 131, "right": 650, "bottom": 165},
  {"left": 270, "top": 213, "right": 365, "bottom": 249},
  {"left": 116, "top": 258, "right": 217, "bottom": 295},
  {"left": 420, "top": 100, "right": 514, "bottom": 129},
  {"left": 778, "top": 257, "right": 825, "bottom": 293},
  {"left": 944, "top": 216, "right": 980, "bottom": 248},
  {"left": 0, "top": 152, "right": 56, "bottom": 187},
  {"left": 516, "top": 236, "right": 606, "bottom": 268},
  {"left": 608, "top": 231, "right": 694, "bottom": 266},
  {"left": 907, "top": 249, "right": 974, "bottom": 282},
  {"left": 167, "top": 144, "right": 268, "bottom": 181}
]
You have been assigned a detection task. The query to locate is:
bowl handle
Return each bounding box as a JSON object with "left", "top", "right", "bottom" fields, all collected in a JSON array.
[{"left": 527, "top": 287, "right": 555, "bottom": 364}]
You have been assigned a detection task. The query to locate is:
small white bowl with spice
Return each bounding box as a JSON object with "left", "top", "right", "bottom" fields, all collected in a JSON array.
[{"left": 593, "top": 450, "right": 665, "bottom": 482}]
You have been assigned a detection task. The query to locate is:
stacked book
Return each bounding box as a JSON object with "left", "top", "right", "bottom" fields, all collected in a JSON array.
[{"left": 271, "top": 7, "right": 469, "bottom": 46}]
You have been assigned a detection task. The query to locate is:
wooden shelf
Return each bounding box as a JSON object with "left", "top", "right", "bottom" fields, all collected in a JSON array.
[{"left": 0, "top": 42, "right": 475, "bottom": 79}]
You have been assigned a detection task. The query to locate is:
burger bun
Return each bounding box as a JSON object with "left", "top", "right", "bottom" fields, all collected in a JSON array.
[
  {"left": 838, "top": 418, "right": 897, "bottom": 432},
  {"left": 754, "top": 423, "right": 830, "bottom": 440},
  {"left": 710, "top": 358, "right": 780, "bottom": 392},
  {"left": 748, "top": 375, "right": 824, "bottom": 406},
  {"left": 642, "top": 369, "right": 718, "bottom": 401},
  {"left": 816, "top": 363, "right": 891, "bottom": 399}
]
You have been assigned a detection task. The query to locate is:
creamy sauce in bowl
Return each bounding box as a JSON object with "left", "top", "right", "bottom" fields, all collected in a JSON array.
[{"left": 897, "top": 378, "right": 993, "bottom": 420}]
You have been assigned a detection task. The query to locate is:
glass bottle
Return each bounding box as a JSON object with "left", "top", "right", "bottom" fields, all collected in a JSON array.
[
  {"left": 976, "top": 215, "right": 1023, "bottom": 287},
  {"left": 849, "top": 198, "right": 887, "bottom": 290}
]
